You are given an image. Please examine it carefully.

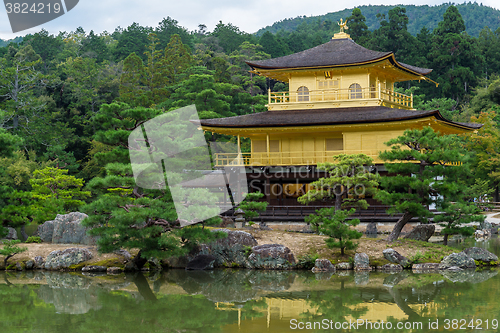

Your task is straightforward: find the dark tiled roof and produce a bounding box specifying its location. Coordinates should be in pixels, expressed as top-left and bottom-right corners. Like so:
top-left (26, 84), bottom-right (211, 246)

top-left (246, 38), bottom-right (432, 76)
top-left (200, 107), bottom-right (482, 130)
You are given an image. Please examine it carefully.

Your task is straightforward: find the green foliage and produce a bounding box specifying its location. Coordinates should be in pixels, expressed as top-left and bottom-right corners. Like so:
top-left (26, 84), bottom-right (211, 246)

top-left (435, 201), bottom-right (482, 245)
top-left (238, 192), bottom-right (268, 222)
top-left (376, 127), bottom-right (471, 241)
top-left (82, 102), bottom-right (223, 268)
top-left (306, 208), bottom-right (362, 255)
top-left (30, 167), bottom-right (90, 216)
top-left (298, 154), bottom-right (379, 211)
top-left (0, 240), bottom-right (27, 266)
top-left (295, 253), bottom-right (320, 269)
top-left (25, 236), bottom-right (42, 243)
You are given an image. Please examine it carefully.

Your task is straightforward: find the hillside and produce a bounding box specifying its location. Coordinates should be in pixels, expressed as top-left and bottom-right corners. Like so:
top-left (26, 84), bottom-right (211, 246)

top-left (256, 2), bottom-right (500, 37)
top-left (0, 36), bottom-right (23, 47)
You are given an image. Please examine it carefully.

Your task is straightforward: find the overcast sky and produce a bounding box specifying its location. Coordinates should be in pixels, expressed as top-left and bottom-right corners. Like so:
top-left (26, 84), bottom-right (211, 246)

top-left (1, 0), bottom-right (500, 40)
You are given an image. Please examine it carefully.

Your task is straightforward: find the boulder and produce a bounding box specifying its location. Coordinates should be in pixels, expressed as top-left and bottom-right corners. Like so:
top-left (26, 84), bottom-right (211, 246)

top-left (354, 253), bottom-right (371, 271)
top-left (186, 255), bottom-right (217, 270)
top-left (107, 267), bottom-right (123, 274)
top-left (82, 265), bottom-right (107, 273)
top-left (462, 247), bottom-right (498, 263)
top-left (311, 259), bottom-right (336, 273)
top-left (365, 223), bottom-right (377, 235)
top-left (479, 220), bottom-right (493, 230)
top-left (335, 262), bottom-right (353, 270)
top-left (36, 212), bottom-right (98, 245)
top-left (34, 256), bottom-right (45, 269)
top-left (1, 227), bottom-right (18, 240)
top-left (25, 260), bottom-right (35, 270)
top-left (404, 224), bottom-right (435, 242)
top-left (378, 264), bottom-right (403, 272)
top-left (383, 248), bottom-right (410, 267)
top-left (439, 252), bottom-right (476, 269)
top-left (248, 244), bottom-right (295, 270)
top-left (198, 229), bottom-right (258, 268)
top-left (44, 248), bottom-right (93, 270)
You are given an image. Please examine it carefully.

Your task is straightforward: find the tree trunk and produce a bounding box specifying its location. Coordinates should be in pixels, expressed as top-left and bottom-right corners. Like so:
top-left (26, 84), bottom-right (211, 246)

top-left (132, 250), bottom-right (148, 270)
top-left (386, 211), bottom-right (413, 242)
top-left (20, 225), bottom-right (28, 241)
top-left (335, 194), bottom-right (342, 211)
top-left (443, 233), bottom-right (449, 246)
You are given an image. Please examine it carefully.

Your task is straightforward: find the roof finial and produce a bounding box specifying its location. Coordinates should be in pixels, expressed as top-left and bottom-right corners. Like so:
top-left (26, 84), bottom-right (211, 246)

top-left (338, 18), bottom-right (349, 33)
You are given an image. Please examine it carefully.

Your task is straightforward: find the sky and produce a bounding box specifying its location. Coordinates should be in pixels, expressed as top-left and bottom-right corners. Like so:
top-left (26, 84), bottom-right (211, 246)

top-left (1, 0), bottom-right (500, 40)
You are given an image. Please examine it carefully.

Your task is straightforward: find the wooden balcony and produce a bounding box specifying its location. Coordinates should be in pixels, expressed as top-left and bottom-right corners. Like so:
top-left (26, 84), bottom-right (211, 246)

top-left (268, 86), bottom-right (413, 111)
top-left (213, 151), bottom-right (461, 167)
top-left (214, 150), bottom-right (382, 167)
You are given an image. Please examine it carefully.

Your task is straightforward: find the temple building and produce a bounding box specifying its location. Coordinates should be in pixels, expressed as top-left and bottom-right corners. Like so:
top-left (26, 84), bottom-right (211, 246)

top-left (199, 27), bottom-right (481, 221)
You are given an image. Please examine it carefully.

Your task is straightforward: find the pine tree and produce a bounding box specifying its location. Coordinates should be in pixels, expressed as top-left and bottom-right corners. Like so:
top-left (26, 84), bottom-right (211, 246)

top-left (346, 8), bottom-right (370, 45)
top-left (306, 208), bottom-right (362, 255)
top-left (375, 127), bottom-right (470, 242)
top-left (82, 103), bottom-right (223, 269)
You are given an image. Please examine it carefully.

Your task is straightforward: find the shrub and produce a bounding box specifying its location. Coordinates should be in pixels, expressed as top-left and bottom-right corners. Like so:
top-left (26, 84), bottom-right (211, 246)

top-left (25, 236), bottom-right (42, 243)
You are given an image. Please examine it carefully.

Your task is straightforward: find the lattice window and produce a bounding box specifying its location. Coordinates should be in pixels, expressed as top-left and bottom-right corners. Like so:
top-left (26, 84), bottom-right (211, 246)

top-left (349, 83), bottom-right (362, 99)
top-left (297, 86), bottom-right (309, 101)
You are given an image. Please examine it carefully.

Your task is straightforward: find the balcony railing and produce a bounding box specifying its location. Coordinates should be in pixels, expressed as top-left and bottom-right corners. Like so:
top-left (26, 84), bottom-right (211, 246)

top-left (268, 86), bottom-right (413, 109)
top-left (214, 151), bottom-right (462, 167)
top-left (214, 150), bottom-right (382, 167)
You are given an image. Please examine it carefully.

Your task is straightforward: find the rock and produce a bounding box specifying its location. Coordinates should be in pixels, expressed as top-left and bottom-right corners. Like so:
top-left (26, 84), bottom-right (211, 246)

top-left (248, 244), bottom-right (295, 270)
top-left (335, 262), bottom-right (353, 270)
top-left (404, 224), bottom-right (435, 242)
top-left (462, 247), bottom-right (498, 263)
top-left (186, 255), bottom-right (217, 270)
top-left (439, 252), bottom-right (476, 269)
top-left (220, 216), bottom-right (234, 228)
top-left (1, 227), bottom-right (18, 240)
top-left (311, 259), bottom-right (336, 273)
top-left (107, 267), bottom-right (123, 274)
top-left (82, 265), bottom-right (107, 273)
top-left (447, 266), bottom-right (463, 271)
top-left (197, 229), bottom-right (258, 268)
top-left (36, 212), bottom-right (99, 245)
top-left (475, 229), bottom-right (489, 238)
top-left (383, 248), bottom-right (410, 267)
top-left (34, 256), bottom-right (44, 269)
top-left (412, 263), bottom-right (440, 272)
top-left (25, 260), bottom-right (34, 270)
top-left (378, 264), bottom-right (403, 272)
top-left (113, 249), bottom-right (131, 260)
top-left (365, 223), bottom-right (377, 235)
top-left (259, 223), bottom-right (273, 231)
top-left (354, 253), bottom-right (371, 271)
top-left (480, 220), bottom-right (493, 230)
top-left (44, 248), bottom-right (93, 270)
top-left (16, 262), bottom-right (23, 271)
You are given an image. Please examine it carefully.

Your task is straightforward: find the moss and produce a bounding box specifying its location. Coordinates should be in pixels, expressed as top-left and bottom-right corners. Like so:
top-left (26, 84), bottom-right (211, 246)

top-left (475, 259), bottom-right (499, 267)
top-left (370, 258), bottom-right (390, 267)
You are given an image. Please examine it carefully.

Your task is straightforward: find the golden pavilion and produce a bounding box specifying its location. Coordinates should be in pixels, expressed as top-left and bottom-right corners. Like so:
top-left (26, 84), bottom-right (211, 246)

top-left (199, 27), bottom-right (481, 218)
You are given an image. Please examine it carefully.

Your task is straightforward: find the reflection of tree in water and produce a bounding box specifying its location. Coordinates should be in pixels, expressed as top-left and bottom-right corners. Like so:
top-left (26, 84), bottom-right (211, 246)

top-left (303, 277), bottom-right (369, 324)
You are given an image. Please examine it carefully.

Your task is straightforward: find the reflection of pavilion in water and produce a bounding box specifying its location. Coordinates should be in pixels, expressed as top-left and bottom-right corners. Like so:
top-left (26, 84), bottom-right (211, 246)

top-left (217, 296), bottom-right (440, 332)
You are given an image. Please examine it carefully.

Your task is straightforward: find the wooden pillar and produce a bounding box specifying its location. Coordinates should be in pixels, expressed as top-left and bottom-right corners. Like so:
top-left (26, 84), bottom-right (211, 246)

top-left (266, 133), bottom-right (270, 164)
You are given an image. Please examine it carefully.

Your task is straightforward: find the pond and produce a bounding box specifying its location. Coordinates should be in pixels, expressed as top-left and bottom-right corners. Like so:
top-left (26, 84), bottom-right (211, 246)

top-left (1, 238), bottom-right (500, 333)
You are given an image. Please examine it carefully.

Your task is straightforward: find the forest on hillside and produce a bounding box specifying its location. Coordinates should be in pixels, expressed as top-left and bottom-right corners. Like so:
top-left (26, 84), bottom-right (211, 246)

top-left (256, 2), bottom-right (500, 37)
top-left (1, 5), bottom-right (500, 244)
